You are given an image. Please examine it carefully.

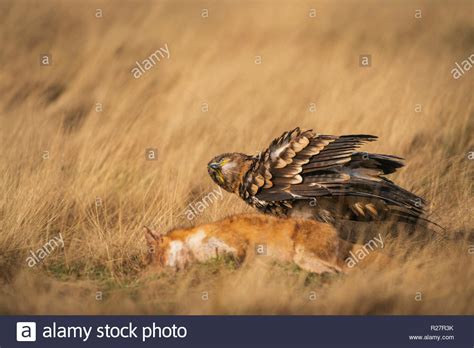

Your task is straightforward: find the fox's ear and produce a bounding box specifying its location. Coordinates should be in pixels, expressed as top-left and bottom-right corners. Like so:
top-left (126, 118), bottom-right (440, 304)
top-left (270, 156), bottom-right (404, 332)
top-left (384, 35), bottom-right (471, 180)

top-left (143, 226), bottom-right (162, 244)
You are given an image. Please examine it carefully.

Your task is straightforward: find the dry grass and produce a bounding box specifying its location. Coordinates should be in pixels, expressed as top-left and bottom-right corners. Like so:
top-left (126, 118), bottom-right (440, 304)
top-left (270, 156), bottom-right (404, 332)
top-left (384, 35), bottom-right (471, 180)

top-left (0, 0), bottom-right (473, 314)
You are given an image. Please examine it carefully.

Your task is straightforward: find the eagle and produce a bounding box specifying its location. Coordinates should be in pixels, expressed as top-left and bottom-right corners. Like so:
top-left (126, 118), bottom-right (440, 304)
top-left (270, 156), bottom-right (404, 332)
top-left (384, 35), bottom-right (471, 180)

top-left (207, 127), bottom-right (436, 228)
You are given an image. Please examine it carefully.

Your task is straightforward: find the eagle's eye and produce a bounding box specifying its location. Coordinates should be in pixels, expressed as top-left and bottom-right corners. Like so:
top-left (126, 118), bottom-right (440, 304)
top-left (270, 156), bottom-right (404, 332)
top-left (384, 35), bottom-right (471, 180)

top-left (208, 162), bottom-right (221, 171)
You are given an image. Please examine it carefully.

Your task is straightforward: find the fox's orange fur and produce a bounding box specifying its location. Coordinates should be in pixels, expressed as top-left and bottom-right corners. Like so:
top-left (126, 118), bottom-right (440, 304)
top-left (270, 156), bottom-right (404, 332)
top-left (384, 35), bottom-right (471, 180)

top-left (144, 214), bottom-right (388, 274)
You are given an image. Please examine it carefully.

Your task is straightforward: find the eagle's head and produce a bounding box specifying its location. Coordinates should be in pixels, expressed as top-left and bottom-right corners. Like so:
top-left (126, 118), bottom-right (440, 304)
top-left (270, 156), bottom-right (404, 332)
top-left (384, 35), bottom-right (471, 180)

top-left (207, 153), bottom-right (253, 193)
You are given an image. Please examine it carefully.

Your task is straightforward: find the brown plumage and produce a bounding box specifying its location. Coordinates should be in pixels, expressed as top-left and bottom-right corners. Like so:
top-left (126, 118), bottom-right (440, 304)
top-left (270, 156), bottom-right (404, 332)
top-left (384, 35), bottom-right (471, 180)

top-left (208, 127), bottom-right (437, 228)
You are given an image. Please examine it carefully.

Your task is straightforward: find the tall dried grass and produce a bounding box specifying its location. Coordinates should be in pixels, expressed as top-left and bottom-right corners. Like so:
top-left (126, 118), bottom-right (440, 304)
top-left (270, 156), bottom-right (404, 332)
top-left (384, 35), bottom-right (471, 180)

top-left (0, 0), bottom-right (472, 314)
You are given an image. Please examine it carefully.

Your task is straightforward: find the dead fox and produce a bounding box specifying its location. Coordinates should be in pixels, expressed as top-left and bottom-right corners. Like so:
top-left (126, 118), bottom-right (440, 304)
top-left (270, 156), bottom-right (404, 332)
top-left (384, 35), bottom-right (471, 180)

top-left (144, 214), bottom-right (363, 274)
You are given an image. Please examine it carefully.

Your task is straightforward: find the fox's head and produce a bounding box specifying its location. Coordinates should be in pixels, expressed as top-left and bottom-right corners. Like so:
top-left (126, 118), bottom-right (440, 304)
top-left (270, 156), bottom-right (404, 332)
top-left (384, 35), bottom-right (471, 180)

top-left (143, 226), bottom-right (166, 266)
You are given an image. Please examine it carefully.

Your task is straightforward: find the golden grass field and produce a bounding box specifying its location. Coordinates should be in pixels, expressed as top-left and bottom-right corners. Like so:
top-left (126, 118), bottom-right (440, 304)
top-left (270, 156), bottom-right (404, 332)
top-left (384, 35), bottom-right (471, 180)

top-left (0, 0), bottom-right (473, 314)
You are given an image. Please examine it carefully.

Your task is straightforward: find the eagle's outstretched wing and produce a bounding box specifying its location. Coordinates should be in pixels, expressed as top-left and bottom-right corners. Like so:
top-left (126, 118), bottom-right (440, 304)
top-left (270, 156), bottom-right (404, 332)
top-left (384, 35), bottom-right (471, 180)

top-left (241, 127), bottom-right (426, 222)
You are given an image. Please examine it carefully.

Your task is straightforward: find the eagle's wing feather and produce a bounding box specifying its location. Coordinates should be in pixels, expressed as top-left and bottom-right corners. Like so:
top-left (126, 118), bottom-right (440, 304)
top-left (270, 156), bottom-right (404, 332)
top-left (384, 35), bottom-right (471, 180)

top-left (243, 127), bottom-right (320, 197)
top-left (243, 127), bottom-right (425, 219)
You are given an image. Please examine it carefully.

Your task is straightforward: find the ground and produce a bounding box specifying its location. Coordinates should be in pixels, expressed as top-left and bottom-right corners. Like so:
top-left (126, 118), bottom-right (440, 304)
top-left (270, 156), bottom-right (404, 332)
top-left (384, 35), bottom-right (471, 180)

top-left (0, 0), bottom-right (473, 314)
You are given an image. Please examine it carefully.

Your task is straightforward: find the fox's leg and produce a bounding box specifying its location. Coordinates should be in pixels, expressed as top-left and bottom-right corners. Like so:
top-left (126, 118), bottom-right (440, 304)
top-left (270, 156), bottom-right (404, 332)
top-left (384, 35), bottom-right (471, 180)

top-left (293, 245), bottom-right (342, 274)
